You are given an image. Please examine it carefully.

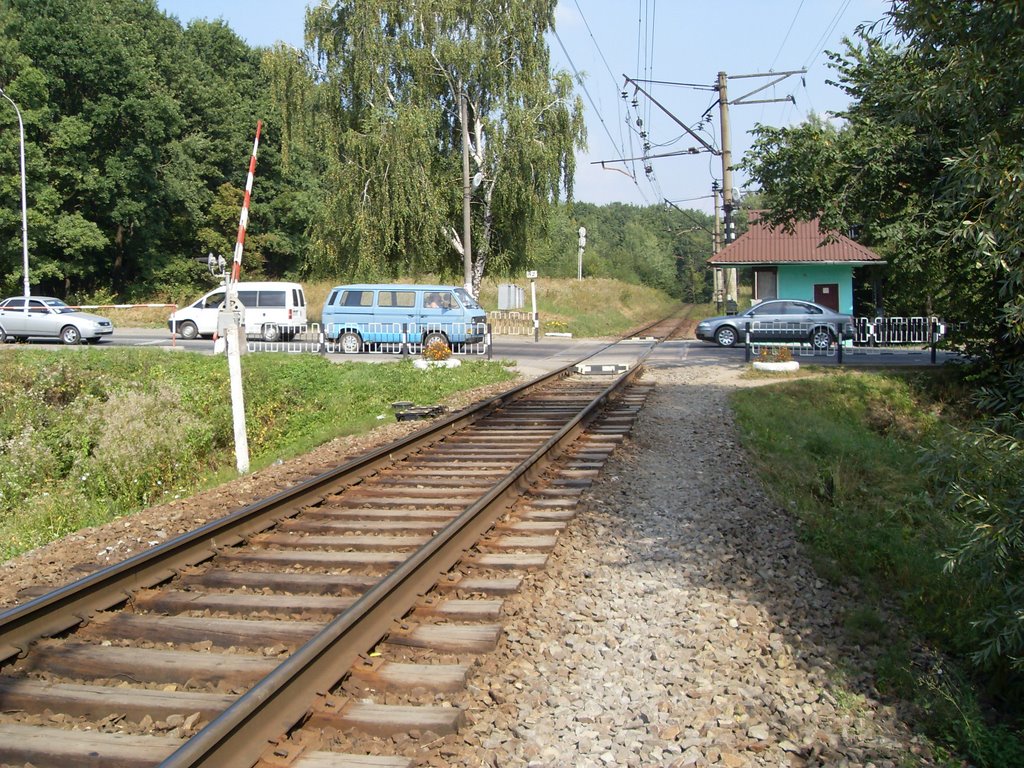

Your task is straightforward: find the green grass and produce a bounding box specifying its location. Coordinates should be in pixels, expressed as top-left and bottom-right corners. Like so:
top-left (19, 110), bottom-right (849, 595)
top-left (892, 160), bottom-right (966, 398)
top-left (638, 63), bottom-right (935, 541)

top-left (731, 369), bottom-right (1024, 767)
top-left (0, 348), bottom-right (515, 561)
top-left (478, 277), bottom-right (681, 337)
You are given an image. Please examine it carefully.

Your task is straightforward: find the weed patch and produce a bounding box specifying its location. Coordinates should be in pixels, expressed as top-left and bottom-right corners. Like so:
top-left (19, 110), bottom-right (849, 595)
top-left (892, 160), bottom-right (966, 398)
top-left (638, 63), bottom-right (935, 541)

top-left (0, 349), bottom-right (514, 561)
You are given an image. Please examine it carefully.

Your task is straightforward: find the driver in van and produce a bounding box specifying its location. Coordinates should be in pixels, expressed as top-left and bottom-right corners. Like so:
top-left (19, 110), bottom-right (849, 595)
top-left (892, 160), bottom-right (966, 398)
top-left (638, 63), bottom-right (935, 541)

top-left (425, 292), bottom-right (442, 308)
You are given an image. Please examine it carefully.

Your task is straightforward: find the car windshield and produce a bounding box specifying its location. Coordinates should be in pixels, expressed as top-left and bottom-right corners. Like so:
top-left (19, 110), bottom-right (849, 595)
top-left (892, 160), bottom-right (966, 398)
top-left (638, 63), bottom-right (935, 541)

top-left (455, 288), bottom-right (481, 309)
top-left (43, 299), bottom-right (76, 314)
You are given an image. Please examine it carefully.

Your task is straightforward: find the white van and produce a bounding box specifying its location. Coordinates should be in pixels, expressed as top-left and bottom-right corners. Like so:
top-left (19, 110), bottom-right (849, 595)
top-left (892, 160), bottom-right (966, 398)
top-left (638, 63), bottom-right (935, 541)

top-left (168, 281), bottom-right (307, 341)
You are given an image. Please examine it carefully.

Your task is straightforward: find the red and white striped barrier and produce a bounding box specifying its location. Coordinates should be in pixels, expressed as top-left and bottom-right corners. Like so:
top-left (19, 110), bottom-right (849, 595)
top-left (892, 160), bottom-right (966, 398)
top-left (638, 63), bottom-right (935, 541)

top-left (231, 120), bottom-right (262, 284)
top-left (71, 303), bottom-right (177, 310)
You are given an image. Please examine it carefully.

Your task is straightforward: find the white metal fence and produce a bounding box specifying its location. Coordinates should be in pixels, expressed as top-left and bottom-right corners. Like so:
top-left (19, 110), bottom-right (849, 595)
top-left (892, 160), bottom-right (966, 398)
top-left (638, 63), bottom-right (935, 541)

top-left (243, 322), bottom-right (491, 356)
top-left (851, 316), bottom-right (944, 346)
top-left (488, 310), bottom-right (534, 336)
top-left (744, 315), bottom-right (948, 361)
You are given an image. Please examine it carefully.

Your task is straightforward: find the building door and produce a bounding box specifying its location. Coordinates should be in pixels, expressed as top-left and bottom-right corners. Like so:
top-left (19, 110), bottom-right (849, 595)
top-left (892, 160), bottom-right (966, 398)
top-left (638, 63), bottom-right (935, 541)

top-left (814, 283), bottom-right (839, 311)
top-left (753, 268), bottom-right (778, 301)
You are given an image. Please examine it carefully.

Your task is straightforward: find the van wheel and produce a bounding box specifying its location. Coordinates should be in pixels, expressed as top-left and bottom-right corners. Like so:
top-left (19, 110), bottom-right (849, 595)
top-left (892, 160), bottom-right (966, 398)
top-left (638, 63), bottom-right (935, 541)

top-left (423, 331), bottom-right (448, 349)
top-left (339, 331), bottom-right (362, 354)
top-left (177, 321), bottom-right (199, 340)
top-left (261, 324), bottom-right (281, 342)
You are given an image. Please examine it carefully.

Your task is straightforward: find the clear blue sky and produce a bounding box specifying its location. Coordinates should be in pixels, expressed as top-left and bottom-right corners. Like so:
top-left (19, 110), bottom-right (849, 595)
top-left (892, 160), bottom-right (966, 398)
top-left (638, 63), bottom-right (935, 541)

top-left (156, 1), bottom-right (889, 214)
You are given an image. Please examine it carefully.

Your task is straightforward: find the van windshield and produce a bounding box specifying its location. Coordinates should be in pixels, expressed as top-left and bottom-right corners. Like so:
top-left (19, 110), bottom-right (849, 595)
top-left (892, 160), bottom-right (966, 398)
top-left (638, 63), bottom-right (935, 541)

top-left (455, 288), bottom-right (481, 309)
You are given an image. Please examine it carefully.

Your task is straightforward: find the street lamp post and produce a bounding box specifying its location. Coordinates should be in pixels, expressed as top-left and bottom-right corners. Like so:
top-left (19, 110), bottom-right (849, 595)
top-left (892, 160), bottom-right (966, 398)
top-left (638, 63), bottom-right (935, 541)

top-left (0, 87), bottom-right (30, 300)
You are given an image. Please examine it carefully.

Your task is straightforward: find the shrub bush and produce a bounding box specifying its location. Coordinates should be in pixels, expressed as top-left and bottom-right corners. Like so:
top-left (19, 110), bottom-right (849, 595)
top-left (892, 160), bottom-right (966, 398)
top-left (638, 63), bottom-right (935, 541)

top-left (422, 338), bottom-right (452, 361)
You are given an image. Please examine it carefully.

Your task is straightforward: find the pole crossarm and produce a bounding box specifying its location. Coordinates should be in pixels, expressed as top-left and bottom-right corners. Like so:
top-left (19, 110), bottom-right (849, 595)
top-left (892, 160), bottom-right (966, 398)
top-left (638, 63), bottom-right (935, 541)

top-left (725, 69), bottom-right (807, 105)
top-left (591, 148), bottom-right (702, 165)
top-left (664, 199), bottom-right (715, 236)
top-left (622, 75), bottom-right (720, 156)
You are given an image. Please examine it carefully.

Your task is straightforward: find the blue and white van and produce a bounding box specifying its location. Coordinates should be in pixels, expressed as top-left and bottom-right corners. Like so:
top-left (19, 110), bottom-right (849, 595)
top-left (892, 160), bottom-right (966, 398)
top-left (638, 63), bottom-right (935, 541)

top-left (321, 284), bottom-right (486, 354)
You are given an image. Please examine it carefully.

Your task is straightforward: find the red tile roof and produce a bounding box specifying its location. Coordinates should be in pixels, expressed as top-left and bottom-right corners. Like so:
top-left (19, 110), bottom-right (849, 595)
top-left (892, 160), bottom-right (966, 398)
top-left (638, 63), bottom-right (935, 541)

top-left (708, 217), bottom-right (884, 266)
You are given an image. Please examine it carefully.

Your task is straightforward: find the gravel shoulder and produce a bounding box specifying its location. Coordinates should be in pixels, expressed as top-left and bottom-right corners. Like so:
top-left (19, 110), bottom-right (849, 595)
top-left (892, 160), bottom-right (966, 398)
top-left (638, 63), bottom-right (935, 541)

top-left (452, 361), bottom-right (935, 767)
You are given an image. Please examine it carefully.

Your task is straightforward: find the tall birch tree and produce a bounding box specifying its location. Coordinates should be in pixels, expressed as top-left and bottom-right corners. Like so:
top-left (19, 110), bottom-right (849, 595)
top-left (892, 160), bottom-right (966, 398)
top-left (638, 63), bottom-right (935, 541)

top-left (303, 0), bottom-right (585, 291)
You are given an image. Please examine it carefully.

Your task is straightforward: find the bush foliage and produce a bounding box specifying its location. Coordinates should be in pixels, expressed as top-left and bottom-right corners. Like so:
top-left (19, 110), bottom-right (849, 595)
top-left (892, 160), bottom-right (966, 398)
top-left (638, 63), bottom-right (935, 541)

top-left (732, 369), bottom-right (1024, 765)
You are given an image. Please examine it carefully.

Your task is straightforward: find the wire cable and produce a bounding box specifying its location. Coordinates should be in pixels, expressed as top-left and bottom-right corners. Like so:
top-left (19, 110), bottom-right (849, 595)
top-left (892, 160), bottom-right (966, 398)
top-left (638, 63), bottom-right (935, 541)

top-left (803, 0), bottom-right (853, 70)
top-left (770, 0), bottom-right (806, 72)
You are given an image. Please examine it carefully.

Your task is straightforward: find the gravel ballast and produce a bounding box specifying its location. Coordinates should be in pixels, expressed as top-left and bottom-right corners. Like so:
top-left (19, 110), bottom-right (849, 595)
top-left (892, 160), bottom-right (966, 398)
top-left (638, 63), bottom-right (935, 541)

top-left (0, 360), bottom-right (935, 766)
top-left (449, 361), bottom-right (934, 767)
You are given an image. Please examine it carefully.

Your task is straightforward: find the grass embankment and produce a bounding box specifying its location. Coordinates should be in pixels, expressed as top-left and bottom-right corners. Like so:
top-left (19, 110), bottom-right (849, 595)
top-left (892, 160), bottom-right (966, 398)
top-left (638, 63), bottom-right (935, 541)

top-left (731, 370), bottom-right (1023, 767)
top-left (0, 348), bottom-right (515, 562)
top-left (105, 277), bottom-right (687, 338)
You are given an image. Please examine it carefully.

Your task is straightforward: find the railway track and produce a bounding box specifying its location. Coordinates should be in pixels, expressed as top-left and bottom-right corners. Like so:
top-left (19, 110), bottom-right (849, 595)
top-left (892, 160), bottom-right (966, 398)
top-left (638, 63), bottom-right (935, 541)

top-left (0, 319), bottom-right (684, 768)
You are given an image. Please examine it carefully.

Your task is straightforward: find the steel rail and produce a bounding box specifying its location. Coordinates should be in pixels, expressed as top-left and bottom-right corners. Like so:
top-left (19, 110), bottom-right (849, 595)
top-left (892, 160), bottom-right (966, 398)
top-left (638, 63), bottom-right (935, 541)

top-left (0, 323), bottom-right (653, 661)
top-left (159, 363), bottom-right (645, 768)
top-left (0, 318), bottom-right (674, 767)
top-left (0, 364), bottom-right (552, 663)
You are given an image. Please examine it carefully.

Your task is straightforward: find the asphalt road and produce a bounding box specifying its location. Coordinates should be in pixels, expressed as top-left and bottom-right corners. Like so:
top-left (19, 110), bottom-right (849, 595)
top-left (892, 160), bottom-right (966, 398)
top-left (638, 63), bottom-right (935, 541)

top-left (7, 328), bottom-right (962, 378)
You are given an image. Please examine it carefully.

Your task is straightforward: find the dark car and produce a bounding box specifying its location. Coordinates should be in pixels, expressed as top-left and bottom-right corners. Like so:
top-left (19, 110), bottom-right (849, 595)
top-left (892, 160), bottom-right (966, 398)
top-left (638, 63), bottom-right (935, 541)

top-left (695, 299), bottom-right (855, 350)
top-left (0, 296), bottom-right (114, 345)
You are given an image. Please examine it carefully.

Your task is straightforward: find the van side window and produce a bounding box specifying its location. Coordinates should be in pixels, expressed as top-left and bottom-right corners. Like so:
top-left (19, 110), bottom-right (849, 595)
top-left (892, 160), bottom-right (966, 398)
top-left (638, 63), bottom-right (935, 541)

top-left (203, 291), bottom-right (226, 309)
top-left (424, 291), bottom-right (453, 309)
top-left (341, 290), bottom-right (373, 307)
top-left (237, 290), bottom-right (258, 307)
top-left (379, 291), bottom-right (415, 308)
top-left (327, 290), bottom-right (338, 307)
top-left (258, 291), bottom-right (286, 308)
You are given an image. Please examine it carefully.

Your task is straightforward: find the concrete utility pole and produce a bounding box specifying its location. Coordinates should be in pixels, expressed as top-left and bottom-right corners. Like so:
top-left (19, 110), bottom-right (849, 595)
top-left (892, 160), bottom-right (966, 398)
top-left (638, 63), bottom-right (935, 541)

top-left (717, 72), bottom-right (739, 304)
top-left (460, 91), bottom-right (473, 292)
top-left (577, 226), bottom-right (586, 281)
top-left (716, 69), bottom-right (805, 303)
top-left (712, 180), bottom-right (723, 311)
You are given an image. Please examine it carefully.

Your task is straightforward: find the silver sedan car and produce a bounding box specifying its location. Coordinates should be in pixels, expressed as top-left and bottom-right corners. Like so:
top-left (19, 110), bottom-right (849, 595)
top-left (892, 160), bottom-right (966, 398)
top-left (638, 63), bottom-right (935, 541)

top-left (0, 296), bottom-right (114, 344)
top-left (695, 299), bottom-right (855, 350)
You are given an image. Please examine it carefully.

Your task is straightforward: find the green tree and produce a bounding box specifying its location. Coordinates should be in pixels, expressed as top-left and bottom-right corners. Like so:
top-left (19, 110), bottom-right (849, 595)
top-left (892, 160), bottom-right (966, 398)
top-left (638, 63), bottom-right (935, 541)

top-left (301, 0), bottom-right (585, 291)
top-left (741, 0), bottom-right (1024, 696)
top-left (0, 1), bottom-right (314, 299)
top-left (740, 1), bottom-right (1024, 361)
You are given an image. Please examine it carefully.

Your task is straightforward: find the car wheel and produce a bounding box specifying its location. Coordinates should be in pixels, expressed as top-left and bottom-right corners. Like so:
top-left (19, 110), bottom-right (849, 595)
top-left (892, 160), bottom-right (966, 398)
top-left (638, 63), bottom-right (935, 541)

top-left (177, 321), bottom-right (199, 340)
top-left (61, 325), bottom-right (82, 345)
top-left (339, 331), bottom-right (362, 354)
top-left (714, 326), bottom-right (737, 347)
top-left (0, 327), bottom-right (6, 344)
top-left (261, 324), bottom-right (281, 342)
top-left (810, 327), bottom-right (834, 350)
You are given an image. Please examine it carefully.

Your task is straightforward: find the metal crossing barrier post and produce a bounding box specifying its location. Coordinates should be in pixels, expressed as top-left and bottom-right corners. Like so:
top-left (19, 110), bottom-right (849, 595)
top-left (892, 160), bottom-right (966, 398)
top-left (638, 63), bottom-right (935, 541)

top-left (744, 323), bottom-right (751, 363)
top-left (837, 329), bottom-right (844, 364)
